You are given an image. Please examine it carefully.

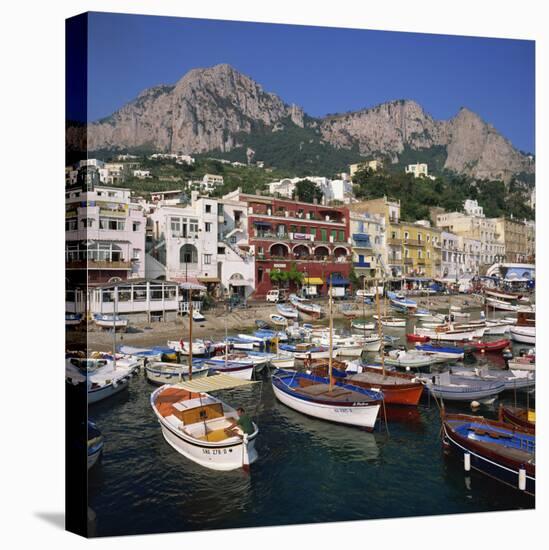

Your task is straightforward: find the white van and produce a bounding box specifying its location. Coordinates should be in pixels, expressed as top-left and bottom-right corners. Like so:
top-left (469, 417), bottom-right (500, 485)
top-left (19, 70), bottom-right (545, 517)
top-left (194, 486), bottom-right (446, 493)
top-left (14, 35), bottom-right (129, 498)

top-left (266, 289), bottom-right (287, 303)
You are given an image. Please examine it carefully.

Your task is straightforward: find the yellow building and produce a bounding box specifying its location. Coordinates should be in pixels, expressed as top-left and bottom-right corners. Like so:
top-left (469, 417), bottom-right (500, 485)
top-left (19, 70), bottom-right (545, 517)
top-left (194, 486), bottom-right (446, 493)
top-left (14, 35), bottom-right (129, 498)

top-left (350, 197), bottom-right (442, 278)
top-left (492, 217), bottom-right (532, 263)
top-left (349, 160), bottom-right (383, 177)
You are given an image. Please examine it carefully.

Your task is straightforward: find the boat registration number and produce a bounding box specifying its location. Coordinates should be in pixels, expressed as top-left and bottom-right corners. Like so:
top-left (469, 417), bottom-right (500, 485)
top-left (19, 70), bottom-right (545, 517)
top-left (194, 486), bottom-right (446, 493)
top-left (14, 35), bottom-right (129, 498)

top-left (334, 408), bottom-right (353, 414)
top-left (202, 448), bottom-right (232, 455)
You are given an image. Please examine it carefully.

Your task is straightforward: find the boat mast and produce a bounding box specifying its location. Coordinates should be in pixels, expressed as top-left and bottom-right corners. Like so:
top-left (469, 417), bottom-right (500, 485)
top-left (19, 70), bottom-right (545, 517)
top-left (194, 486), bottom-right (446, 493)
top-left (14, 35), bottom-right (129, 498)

top-left (188, 294), bottom-right (193, 381)
top-left (113, 284), bottom-right (118, 369)
top-left (225, 298), bottom-right (228, 369)
top-left (328, 279), bottom-right (334, 392)
top-left (362, 275), bottom-right (366, 326)
top-left (376, 277), bottom-right (386, 377)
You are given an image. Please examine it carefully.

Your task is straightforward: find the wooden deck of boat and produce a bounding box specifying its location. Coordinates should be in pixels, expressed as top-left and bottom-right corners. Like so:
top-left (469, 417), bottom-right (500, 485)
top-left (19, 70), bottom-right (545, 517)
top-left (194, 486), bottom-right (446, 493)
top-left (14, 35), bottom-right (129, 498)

top-left (475, 439), bottom-right (535, 464)
top-left (349, 372), bottom-right (413, 386)
top-left (294, 381), bottom-right (373, 402)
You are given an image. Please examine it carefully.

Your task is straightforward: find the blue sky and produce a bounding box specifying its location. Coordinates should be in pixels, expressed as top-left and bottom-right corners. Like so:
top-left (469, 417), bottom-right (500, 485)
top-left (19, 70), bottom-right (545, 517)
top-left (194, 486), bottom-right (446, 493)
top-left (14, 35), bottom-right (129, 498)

top-left (83, 12), bottom-right (535, 153)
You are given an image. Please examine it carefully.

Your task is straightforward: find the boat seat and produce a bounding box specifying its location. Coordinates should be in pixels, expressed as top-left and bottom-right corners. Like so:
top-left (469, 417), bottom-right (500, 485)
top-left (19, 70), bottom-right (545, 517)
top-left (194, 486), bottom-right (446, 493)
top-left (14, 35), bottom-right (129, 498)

top-left (198, 428), bottom-right (232, 442)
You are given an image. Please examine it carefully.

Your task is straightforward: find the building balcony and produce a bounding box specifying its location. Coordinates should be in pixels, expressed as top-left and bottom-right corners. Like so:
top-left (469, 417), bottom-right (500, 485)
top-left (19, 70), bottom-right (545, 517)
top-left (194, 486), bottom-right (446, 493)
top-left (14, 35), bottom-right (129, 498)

top-left (66, 259), bottom-right (132, 270)
top-left (354, 261), bottom-right (371, 268)
top-left (417, 259), bottom-right (426, 265)
top-left (404, 258), bottom-right (413, 265)
top-left (388, 238), bottom-right (402, 246)
top-left (403, 240), bottom-right (424, 247)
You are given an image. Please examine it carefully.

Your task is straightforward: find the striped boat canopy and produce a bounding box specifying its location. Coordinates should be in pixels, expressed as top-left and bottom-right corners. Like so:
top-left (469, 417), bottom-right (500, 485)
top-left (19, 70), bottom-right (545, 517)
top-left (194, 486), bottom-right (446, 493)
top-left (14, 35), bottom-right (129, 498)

top-left (174, 373), bottom-right (257, 392)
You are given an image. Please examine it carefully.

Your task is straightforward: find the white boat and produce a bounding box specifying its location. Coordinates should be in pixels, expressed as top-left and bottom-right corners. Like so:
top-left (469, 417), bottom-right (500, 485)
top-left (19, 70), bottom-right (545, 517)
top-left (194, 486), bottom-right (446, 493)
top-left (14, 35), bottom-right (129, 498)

top-left (167, 339), bottom-right (212, 356)
top-left (484, 320), bottom-right (514, 335)
top-left (415, 325), bottom-right (484, 341)
top-left (87, 421), bottom-right (104, 470)
top-left (192, 310), bottom-right (206, 322)
top-left (485, 297), bottom-right (519, 312)
top-left (414, 343), bottom-right (465, 360)
top-left (93, 313), bottom-right (128, 330)
top-left (66, 312), bottom-right (83, 326)
top-left (449, 366), bottom-right (535, 391)
top-left (485, 288), bottom-right (521, 301)
top-left (418, 371), bottom-right (506, 401)
top-left (150, 375), bottom-right (259, 471)
top-left (226, 337), bottom-right (255, 350)
top-left (380, 349), bottom-right (440, 369)
top-left (289, 294), bottom-right (323, 318)
top-left (359, 335), bottom-right (383, 352)
top-left (351, 319), bottom-right (376, 331)
top-left (271, 370), bottom-right (382, 429)
top-left (145, 361), bottom-right (210, 385)
top-left (66, 357), bottom-right (140, 404)
top-left (279, 343), bottom-right (333, 360)
top-left (420, 313), bottom-right (446, 323)
top-left (200, 359), bottom-right (255, 380)
top-left (373, 315), bottom-right (407, 328)
top-left (510, 326), bottom-right (535, 345)
top-left (269, 313), bottom-right (288, 327)
top-left (276, 303), bottom-right (299, 319)
top-left (269, 353), bottom-right (296, 369)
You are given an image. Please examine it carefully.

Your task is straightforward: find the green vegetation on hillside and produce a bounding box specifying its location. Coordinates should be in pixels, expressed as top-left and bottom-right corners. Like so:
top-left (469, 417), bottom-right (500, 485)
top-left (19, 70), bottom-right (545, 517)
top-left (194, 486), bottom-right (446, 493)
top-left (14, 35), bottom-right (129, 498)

top-left (205, 117), bottom-right (364, 176)
top-left (352, 167), bottom-right (534, 221)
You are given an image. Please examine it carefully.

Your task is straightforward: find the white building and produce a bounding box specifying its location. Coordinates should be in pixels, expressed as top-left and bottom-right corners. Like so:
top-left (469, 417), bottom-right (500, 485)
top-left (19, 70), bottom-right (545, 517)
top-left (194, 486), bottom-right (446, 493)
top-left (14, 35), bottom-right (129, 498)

top-left (149, 153), bottom-right (195, 165)
top-left (201, 174), bottom-right (224, 192)
top-left (145, 192), bottom-right (254, 298)
top-left (463, 199), bottom-right (484, 217)
top-left (133, 169), bottom-right (151, 179)
top-left (405, 163), bottom-right (434, 179)
top-left (65, 165), bottom-right (146, 286)
top-left (350, 211), bottom-right (386, 280)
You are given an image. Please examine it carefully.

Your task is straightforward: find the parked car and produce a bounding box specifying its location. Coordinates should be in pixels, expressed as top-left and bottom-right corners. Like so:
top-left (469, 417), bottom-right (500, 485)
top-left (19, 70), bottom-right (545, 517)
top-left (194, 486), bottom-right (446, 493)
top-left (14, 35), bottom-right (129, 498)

top-left (266, 289), bottom-right (288, 303)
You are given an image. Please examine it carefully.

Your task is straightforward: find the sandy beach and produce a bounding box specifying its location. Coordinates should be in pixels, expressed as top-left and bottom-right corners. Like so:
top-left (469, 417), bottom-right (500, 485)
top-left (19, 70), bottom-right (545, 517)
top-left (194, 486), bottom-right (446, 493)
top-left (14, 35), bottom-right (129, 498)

top-left (71, 293), bottom-right (486, 352)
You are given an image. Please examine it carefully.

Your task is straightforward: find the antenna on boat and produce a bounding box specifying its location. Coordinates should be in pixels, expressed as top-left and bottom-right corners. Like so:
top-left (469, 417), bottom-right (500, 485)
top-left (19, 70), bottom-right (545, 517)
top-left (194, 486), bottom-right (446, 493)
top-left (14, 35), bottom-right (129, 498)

top-left (188, 294), bottom-right (193, 381)
top-left (376, 277), bottom-right (386, 378)
top-left (328, 278), bottom-right (334, 392)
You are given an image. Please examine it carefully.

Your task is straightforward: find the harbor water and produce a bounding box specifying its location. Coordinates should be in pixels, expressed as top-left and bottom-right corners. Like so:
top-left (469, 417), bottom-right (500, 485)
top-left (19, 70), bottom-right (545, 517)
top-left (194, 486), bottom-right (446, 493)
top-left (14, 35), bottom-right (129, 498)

top-left (87, 312), bottom-right (535, 536)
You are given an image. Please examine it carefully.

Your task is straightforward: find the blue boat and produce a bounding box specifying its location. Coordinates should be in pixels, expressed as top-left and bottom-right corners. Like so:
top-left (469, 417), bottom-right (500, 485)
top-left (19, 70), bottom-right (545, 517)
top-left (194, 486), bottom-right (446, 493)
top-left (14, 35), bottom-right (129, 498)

top-left (442, 412), bottom-right (535, 496)
top-left (415, 343), bottom-right (465, 359)
top-left (271, 370), bottom-right (383, 429)
top-left (386, 291), bottom-right (417, 310)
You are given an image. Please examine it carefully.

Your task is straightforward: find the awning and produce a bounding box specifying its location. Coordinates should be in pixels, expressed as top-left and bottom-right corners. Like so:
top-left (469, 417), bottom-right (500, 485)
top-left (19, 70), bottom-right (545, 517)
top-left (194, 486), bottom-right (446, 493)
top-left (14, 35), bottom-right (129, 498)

top-left (229, 280), bottom-right (251, 287)
top-left (197, 277), bottom-right (221, 283)
top-left (174, 373), bottom-right (258, 392)
top-left (253, 221), bottom-right (272, 228)
top-left (505, 267), bottom-right (534, 280)
top-left (327, 275), bottom-right (350, 286)
top-left (304, 277), bottom-right (324, 285)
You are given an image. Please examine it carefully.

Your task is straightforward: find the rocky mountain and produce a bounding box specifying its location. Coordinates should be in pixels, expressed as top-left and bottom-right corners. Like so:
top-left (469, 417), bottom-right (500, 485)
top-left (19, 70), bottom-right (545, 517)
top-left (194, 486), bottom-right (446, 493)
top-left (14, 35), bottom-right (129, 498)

top-left (81, 64), bottom-right (534, 182)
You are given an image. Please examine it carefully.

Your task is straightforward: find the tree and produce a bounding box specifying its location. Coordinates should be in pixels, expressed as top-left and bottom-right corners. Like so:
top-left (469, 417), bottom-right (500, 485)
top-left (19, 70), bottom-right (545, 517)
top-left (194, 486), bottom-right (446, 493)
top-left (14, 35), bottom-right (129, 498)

top-left (293, 179), bottom-right (323, 204)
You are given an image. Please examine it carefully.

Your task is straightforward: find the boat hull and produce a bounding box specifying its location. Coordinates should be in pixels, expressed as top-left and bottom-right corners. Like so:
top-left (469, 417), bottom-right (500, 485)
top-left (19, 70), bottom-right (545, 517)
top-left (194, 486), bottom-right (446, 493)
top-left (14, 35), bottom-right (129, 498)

top-left (88, 377), bottom-right (130, 404)
top-left (443, 417), bottom-right (535, 496)
top-left (158, 422), bottom-right (258, 471)
top-left (510, 327), bottom-right (535, 344)
top-left (145, 366), bottom-right (210, 385)
top-left (272, 383), bottom-right (380, 430)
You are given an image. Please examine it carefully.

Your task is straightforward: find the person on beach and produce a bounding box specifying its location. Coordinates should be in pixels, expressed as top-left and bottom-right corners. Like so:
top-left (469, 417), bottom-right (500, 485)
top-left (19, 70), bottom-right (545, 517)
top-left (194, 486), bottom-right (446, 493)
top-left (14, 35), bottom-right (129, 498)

top-left (225, 407), bottom-right (254, 437)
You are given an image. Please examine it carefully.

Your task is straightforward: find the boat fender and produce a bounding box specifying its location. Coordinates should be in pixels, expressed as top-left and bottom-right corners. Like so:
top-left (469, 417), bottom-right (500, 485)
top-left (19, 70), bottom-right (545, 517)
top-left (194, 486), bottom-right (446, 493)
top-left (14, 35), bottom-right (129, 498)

top-left (464, 452), bottom-right (471, 472)
top-left (518, 467), bottom-right (526, 491)
top-left (112, 380), bottom-right (118, 388)
top-left (470, 400), bottom-right (480, 410)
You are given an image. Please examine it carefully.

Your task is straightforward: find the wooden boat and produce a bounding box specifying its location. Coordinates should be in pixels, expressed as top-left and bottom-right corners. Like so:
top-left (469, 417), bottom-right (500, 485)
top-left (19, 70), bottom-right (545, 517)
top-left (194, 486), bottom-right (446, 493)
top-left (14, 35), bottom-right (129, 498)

top-left (93, 313), bottom-right (128, 330)
top-left (415, 326), bottom-right (481, 342)
top-left (499, 405), bottom-right (535, 433)
top-left (145, 361), bottom-right (210, 385)
top-left (279, 343), bottom-right (332, 360)
top-left (150, 375), bottom-right (259, 471)
top-left (418, 371), bottom-right (505, 401)
top-left (276, 303), bottom-right (298, 319)
top-left (470, 338), bottom-right (511, 352)
top-left (167, 339), bottom-right (213, 356)
top-left (441, 411), bottom-right (535, 496)
top-left (485, 288), bottom-right (523, 301)
top-left (255, 319), bottom-right (270, 330)
top-left (271, 370), bottom-right (382, 429)
top-left (269, 313), bottom-right (288, 327)
top-left (226, 336), bottom-right (254, 351)
top-left (312, 360), bottom-right (423, 407)
top-left (87, 420), bottom-right (104, 470)
top-left (65, 312), bottom-right (83, 326)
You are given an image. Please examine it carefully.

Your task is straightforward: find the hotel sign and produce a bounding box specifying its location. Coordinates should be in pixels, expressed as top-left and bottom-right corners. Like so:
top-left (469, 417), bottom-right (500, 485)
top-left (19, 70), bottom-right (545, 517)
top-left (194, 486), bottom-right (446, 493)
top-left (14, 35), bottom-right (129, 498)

top-left (274, 263), bottom-right (287, 268)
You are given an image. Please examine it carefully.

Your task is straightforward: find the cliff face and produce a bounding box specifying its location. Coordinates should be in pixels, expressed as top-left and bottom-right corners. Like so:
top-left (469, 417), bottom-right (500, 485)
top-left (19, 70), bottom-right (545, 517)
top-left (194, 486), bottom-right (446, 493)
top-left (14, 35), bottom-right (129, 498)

top-left (83, 64), bottom-right (534, 182)
top-left (88, 64), bottom-right (300, 153)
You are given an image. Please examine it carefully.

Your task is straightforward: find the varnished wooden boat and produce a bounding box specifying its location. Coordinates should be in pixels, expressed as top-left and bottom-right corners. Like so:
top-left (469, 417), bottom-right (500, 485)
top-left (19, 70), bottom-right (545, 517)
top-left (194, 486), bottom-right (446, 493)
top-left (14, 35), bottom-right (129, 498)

top-left (442, 411), bottom-right (535, 496)
top-left (499, 405), bottom-right (535, 433)
top-left (310, 360), bottom-right (424, 406)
